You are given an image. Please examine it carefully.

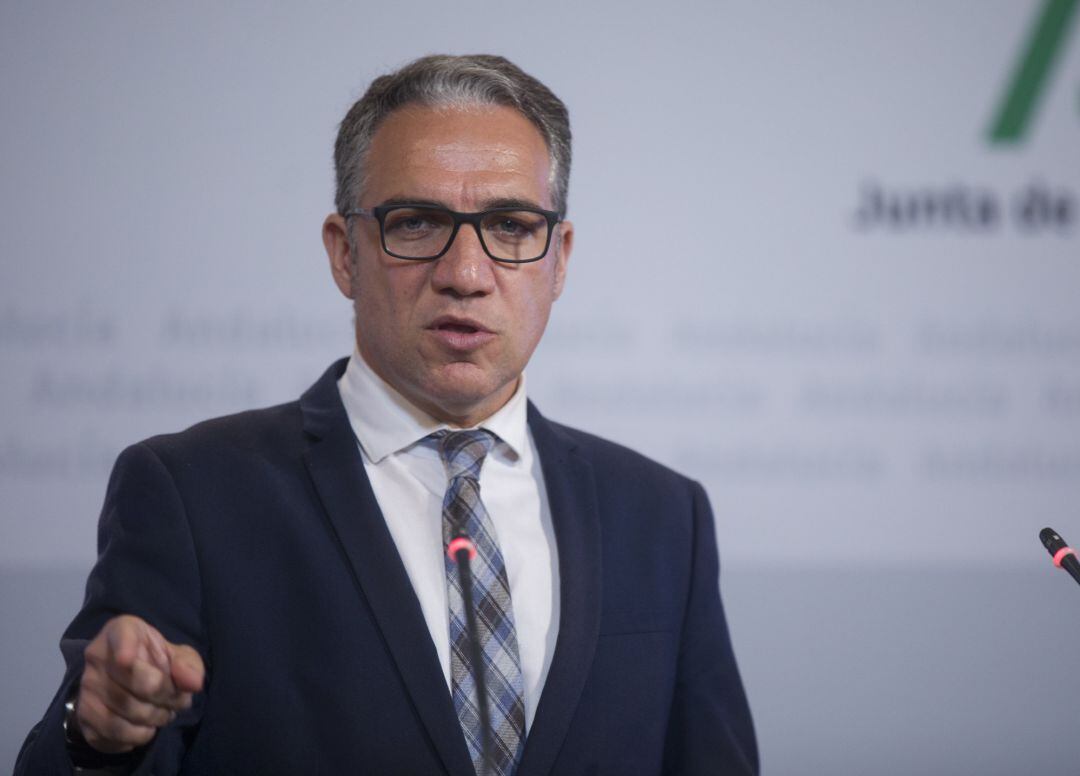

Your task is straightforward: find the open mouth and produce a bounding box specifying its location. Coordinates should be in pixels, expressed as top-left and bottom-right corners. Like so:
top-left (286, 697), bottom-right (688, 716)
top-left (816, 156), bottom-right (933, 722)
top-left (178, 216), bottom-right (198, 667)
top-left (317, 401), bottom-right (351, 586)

top-left (426, 316), bottom-right (495, 350)
top-left (428, 316), bottom-right (491, 335)
top-left (437, 322), bottom-right (480, 334)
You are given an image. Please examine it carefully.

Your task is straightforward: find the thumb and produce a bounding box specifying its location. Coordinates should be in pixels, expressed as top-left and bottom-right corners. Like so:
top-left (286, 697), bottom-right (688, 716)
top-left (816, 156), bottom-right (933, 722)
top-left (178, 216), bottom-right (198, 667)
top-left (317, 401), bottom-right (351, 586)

top-left (168, 644), bottom-right (205, 694)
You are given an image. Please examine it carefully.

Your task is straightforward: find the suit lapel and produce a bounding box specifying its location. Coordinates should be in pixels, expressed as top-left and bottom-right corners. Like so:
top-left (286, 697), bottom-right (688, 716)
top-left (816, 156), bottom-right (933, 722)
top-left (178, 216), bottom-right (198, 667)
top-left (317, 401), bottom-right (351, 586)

top-left (299, 361), bottom-right (474, 776)
top-left (517, 403), bottom-right (603, 776)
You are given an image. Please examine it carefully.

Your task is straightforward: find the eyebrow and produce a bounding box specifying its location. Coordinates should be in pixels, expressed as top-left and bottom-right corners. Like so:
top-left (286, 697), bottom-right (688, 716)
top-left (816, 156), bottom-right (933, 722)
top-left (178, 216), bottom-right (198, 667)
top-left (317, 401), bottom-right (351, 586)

top-left (375, 196), bottom-right (546, 211)
top-left (479, 197), bottom-right (545, 210)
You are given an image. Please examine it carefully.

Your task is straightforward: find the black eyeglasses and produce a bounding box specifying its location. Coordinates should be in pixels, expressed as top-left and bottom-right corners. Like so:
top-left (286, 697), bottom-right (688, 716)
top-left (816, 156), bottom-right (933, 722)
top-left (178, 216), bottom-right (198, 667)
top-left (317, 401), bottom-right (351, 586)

top-left (345, 203), bottom-right (562, 264)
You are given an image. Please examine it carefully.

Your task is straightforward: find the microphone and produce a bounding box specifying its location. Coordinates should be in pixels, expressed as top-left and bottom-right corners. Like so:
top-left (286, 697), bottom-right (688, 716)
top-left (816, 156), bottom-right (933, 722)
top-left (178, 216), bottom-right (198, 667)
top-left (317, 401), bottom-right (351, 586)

top-left (447, 534), bottom-right (494, 775)
top-left (1039, 527), bottom-right (1080, 589)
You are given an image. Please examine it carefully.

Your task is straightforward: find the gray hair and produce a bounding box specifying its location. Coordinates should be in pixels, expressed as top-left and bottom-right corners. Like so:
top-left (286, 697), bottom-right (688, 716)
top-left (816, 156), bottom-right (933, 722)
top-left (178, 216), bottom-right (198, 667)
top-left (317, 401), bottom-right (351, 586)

top-left (333, 54), bottom-right (572, 217)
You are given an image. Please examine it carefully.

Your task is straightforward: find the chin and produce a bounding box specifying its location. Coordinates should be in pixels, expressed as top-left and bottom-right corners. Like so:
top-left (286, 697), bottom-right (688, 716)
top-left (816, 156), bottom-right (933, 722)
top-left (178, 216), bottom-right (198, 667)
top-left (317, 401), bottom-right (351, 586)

top-left (430, 362), bottom-right (494, 391)
top-left (428, 381), bottom-right (497, 411)
top-left (423, 366), bottom-right (514, 419)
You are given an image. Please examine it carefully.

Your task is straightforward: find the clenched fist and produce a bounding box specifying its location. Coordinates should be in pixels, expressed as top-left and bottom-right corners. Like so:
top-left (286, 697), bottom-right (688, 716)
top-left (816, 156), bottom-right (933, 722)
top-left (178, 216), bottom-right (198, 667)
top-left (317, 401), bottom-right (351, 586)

top-left (74, 615), bottom-right (204, 753)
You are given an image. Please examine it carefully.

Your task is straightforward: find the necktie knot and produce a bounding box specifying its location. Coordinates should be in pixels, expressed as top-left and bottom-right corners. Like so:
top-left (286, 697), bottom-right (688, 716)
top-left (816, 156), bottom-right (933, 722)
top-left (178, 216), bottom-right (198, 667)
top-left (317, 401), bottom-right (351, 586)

top-left (434, 429), bottom-right (497, 482)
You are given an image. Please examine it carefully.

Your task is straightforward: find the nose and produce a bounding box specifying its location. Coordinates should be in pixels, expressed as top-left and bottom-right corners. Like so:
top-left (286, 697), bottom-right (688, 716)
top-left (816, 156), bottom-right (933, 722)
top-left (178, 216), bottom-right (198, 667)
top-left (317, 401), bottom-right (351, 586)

top-left (430, 222), bottom-right (497, 297)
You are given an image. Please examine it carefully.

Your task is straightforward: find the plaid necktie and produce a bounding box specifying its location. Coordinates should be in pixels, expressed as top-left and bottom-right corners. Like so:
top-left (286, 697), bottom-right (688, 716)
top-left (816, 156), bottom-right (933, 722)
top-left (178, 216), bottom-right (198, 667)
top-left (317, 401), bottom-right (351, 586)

top-left (434, 429), bottom-right (526, 776)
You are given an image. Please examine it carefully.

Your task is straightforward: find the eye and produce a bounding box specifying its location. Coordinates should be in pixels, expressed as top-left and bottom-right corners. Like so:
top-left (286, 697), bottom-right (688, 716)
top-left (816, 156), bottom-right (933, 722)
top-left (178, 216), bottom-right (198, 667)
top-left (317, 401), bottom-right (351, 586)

top-left (494, 218), bottom-right (528, 236)
top-left (386, 214), bottom-right (431, 232)
top-left (383, 208), bottom-right (449, 238)
top-left (400, 216), bottom-right (427, 230)
top-left (484, 211), bottom-right (545, 242)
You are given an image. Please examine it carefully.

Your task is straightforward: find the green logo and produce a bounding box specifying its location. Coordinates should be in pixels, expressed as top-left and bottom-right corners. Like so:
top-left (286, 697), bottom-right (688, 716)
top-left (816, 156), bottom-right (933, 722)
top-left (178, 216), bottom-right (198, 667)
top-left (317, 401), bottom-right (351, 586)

top-left (988, 0), bottom-right (1079, 143)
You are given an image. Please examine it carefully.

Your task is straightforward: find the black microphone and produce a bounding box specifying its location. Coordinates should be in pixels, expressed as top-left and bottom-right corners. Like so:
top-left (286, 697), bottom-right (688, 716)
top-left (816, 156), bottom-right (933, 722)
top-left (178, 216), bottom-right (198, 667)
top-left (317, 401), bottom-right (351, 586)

top-left (1039, 527), bottom-right (1080, 589)
top-left (446, 534), bottom-right (494, 775)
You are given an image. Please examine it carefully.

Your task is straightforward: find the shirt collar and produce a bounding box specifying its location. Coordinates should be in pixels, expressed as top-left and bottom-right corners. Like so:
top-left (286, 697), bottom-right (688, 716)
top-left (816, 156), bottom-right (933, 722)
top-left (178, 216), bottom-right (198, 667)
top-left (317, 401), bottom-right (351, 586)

top-left (337, 347), bottom-right (529, 464)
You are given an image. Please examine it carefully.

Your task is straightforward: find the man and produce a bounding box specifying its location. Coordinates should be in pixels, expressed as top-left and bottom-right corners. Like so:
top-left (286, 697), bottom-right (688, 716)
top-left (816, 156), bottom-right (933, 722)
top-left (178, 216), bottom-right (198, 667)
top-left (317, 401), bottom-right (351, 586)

top-left (16, 54), bottom-right (757, 775)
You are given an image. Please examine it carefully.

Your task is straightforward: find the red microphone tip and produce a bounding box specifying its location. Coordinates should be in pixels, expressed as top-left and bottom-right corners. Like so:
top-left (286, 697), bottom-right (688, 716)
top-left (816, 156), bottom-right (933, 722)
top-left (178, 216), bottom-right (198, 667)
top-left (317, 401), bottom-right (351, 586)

top-left (447, 535), bottom-right (477, 562)
top-left (1053, 546), bottom-right (1077, 568)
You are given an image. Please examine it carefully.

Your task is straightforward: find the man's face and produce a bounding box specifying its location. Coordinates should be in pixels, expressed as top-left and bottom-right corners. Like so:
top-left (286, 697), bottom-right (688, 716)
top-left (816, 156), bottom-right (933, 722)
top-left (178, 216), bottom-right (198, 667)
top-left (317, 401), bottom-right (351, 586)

top-left (323, 104), bottom-right (573, 426)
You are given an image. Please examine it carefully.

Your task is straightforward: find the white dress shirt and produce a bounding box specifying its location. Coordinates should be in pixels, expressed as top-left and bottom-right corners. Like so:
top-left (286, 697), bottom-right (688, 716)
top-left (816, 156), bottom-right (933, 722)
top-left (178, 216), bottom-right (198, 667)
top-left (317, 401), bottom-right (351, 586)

top-left (337, 350), bottom-right (560, 731)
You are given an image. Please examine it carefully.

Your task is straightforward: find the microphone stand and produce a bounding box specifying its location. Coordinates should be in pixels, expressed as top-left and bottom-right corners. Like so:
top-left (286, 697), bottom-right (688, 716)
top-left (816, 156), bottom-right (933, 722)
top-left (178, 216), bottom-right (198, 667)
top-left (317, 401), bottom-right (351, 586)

top-left (449, 535), bottom-right (495, 776)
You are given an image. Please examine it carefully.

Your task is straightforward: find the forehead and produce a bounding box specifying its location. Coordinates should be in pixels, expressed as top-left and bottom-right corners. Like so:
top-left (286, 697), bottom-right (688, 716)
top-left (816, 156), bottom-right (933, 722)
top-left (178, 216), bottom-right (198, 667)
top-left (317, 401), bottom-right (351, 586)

top-left (363, 103), bottom-right (553, 208)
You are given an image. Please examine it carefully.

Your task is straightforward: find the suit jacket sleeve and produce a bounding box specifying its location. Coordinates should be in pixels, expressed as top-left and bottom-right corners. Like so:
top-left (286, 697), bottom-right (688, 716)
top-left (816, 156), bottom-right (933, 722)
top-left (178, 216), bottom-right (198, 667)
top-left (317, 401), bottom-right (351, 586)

top-left (662, 480), bottom-right (759, 775)
top-left (15, 441), bottom-right (208, 776)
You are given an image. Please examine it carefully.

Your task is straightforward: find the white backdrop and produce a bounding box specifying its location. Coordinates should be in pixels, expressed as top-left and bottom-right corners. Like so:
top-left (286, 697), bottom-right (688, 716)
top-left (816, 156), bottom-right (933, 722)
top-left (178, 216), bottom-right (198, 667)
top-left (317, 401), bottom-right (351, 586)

top-left (3, 2), bottom-right (1079, 773)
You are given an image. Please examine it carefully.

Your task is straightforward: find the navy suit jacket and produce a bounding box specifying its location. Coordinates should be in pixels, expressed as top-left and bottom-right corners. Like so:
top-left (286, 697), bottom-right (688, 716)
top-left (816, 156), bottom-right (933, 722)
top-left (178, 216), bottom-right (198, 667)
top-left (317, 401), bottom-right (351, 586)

top-left (17, 360), bottom-right (757, 775)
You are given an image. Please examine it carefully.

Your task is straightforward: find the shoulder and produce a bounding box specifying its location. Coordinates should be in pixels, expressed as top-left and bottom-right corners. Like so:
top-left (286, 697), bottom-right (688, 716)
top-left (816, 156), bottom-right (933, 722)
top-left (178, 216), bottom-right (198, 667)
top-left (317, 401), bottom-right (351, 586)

top-left (532, 410), bottom-right (707, 518)
top-left (128, 358), bottom-right (346, 470)
top-left (551, 419), bottom-right (692, 481)
top-left (122, 398), bottom-right (306, 475)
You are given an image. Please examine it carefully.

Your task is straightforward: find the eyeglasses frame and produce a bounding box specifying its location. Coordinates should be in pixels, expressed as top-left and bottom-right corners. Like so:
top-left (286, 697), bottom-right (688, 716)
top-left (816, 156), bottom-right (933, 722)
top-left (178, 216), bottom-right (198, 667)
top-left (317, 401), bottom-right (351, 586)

top-left (344, 203), bottom-right (563, 264)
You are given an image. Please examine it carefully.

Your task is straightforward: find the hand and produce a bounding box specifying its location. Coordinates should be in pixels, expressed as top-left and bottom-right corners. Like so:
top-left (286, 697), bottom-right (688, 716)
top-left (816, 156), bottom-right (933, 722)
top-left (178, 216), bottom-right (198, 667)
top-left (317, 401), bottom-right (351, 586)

top-left (74, 615), bottom-right (205, 753)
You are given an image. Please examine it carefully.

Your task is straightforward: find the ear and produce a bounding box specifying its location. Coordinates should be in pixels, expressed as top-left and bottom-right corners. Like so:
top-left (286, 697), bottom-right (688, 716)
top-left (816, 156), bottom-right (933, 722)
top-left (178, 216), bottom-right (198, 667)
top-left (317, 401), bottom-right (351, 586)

top-left (550, 220), bottom-right (573, 300)
top-left (323, 213), bottom-right (356, 299)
